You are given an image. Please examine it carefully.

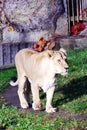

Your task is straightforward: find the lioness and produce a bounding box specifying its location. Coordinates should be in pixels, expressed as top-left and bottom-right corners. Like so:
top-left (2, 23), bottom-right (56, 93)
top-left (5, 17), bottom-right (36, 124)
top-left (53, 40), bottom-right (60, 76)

top-left (10, 48), bottom-right (68, 113)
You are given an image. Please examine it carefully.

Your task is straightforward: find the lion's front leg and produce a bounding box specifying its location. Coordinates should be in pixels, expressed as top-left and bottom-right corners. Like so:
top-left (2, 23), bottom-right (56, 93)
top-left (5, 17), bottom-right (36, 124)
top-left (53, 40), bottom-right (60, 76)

top-left (31, 83), bottom-right (43, 110)
top-left (46, 86), bottom-right (56, 113)
top-left (18, 77), bottom-right (29, 109)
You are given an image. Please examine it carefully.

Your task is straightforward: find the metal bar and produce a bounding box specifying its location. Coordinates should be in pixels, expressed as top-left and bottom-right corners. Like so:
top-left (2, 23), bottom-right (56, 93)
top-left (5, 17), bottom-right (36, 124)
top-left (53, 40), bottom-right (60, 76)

top-left (76, 0), bottom-right (79, 22)
top-left (83, 0), bottom-right (85, 19)
top-left (67, 0), bottom-right (87, 35)
top-left (82, 0), bottom-right (84, 9)
top-left (79, 0), bottom-right (82, 20)
top-left (82, 0), bottom-right (87, 20)
top-left (67, 0), bottom-right (71, 34)
top-left (72, 0), bottom-right (75, 25)
top-left (84, 0), bottom-right (87, 18)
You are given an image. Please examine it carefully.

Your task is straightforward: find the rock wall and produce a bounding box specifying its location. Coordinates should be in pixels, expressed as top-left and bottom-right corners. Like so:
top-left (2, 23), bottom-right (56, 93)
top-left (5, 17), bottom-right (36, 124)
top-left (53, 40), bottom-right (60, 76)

top-left (0, 0), bottom-right (68, 43)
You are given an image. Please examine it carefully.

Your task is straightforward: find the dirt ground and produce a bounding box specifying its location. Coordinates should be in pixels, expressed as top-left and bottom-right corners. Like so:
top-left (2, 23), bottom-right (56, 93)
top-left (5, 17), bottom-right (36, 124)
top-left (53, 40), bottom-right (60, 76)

top-left (1, 84), bottom-right (87, 121)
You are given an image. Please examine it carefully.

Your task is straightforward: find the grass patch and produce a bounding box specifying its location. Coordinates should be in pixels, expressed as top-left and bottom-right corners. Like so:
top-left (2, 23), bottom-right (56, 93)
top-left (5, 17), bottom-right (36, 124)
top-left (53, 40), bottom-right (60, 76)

top-left (0, 67), bottom-right (17, 92)
top-left (54, 49), bottom-right (87, 114)
top-left (0, 49), bottom-right (87, 129)
top-left (0, 107), bottom-right (87, 130)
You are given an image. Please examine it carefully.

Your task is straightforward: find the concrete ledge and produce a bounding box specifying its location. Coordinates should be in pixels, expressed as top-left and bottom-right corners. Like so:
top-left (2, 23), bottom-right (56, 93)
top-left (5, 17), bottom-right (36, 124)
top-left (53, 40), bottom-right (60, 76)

top-left (56, 35), bottom-right (87, 51)
top-left (0, 35), bottom-right (87, 68)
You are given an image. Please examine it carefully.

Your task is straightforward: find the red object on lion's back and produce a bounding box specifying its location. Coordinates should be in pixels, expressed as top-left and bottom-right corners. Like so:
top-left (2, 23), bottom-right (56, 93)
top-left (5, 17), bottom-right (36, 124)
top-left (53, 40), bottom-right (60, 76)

top-left (33, 43), bottom-right (37, 49)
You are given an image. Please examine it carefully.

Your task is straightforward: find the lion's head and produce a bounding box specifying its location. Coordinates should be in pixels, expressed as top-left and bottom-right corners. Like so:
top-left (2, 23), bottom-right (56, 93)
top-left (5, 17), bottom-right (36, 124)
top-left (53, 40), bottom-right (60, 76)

top-left (48, 48), bottom-right (69, 76)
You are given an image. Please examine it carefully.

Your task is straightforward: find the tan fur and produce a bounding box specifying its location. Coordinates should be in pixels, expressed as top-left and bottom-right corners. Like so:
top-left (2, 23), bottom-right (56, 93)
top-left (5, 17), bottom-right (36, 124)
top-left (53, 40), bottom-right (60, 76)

top-left (14, 48), bottom-right (68, 113)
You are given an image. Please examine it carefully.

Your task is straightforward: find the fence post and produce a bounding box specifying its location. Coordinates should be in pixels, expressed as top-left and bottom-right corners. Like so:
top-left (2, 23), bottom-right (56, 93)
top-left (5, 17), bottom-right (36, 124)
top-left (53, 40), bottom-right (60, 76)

top-left (3, 43), bottom-right (11, 66)
top-left (0, 44), bottom-right (3, 67)
top-left (0, 30), bottom-right (3, 43)
top-left (67, 0), bottom-right (71, 34)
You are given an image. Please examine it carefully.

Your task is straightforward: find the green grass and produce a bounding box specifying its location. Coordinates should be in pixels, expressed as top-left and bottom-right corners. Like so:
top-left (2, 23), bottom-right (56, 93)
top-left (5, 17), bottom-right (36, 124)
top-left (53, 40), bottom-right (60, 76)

top-left (0, 49), bottom-right (87, 130)
top-left (0, 67), bottom-right (17, 92)
top-left (54, 49), bottom-right (87, 114)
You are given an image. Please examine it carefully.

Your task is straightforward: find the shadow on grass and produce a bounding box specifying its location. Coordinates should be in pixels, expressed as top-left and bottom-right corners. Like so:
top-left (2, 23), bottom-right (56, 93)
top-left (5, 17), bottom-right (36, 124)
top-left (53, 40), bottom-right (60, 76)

top-left (54, 75), bottom-right (87, 106)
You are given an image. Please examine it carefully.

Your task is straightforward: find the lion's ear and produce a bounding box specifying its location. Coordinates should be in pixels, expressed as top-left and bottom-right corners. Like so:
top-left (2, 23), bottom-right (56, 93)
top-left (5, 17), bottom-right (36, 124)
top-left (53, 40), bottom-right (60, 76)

top-left (59, 48), bottom-right (67, 56)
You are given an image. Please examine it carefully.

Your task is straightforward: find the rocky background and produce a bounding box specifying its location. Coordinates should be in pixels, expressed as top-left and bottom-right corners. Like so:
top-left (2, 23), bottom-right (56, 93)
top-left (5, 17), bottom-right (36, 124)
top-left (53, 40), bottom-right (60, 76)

top-left (0, 0), bottom-right (68, 43)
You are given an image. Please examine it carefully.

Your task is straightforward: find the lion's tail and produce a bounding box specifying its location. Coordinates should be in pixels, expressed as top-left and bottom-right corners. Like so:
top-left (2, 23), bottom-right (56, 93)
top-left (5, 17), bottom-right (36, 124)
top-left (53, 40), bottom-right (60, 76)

top-left (9, 77), bottom-right (18, 86)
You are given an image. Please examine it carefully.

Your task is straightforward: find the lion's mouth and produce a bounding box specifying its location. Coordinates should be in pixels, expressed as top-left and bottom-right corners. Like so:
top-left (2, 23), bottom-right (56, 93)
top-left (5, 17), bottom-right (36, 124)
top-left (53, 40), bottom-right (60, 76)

top-left (61, 71), bottom-right (68, 76)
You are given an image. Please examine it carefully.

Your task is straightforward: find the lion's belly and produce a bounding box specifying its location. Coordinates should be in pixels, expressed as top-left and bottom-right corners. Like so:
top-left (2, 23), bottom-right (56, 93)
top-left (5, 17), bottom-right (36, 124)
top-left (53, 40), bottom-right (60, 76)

top-left (41, 78), bottom-right (56, 92)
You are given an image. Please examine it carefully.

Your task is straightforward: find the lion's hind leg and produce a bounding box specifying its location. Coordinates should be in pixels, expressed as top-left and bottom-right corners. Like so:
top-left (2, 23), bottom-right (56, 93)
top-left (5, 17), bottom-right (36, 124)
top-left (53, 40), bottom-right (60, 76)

top-left (18, 76), bottom-right (29, 109)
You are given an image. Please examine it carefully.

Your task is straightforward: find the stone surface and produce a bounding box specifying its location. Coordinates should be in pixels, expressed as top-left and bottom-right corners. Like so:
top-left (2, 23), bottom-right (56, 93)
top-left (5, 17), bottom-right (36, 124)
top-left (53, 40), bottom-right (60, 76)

top-left (55, 14), bottom-right (68, 35)
top-left (0, 0), bottom-right (68, 43)
top-left (4, 0), bottom-right (64, 31)
top-left (3, 27), bottom-right (53, 43)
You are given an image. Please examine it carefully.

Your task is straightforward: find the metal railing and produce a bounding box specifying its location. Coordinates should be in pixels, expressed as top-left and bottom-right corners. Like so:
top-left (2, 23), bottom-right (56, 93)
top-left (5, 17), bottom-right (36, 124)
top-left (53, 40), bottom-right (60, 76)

top-left (67, 0), bottom-right (87, 33)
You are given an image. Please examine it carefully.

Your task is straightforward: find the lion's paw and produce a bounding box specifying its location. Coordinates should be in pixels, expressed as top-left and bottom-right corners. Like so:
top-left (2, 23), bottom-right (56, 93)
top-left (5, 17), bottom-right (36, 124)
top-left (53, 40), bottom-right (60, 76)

top-left (32, 102), bottom-right (43, 110)
top-left (46, 107), bottom-right (57, 113)
top-left (21, 102), bottom-right (29, 109)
